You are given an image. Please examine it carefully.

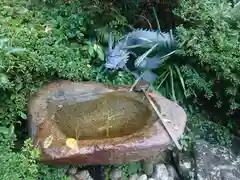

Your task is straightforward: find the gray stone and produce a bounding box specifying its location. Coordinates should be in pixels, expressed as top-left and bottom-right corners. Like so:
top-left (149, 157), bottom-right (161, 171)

top-left (166, 165), bottom-right (180, 180)
top-left (110, 169), bottom-right (122, 180)
top-left (194, 140), bottom-right (240, 180)
top-left (144, 150), bottom-right (172, 165)
top-left (173, 150), bottom-right (195, 180)
top-left (231, 136), bottom-right (240, 156)
top-left (67, 166), bottom-right (78, 175)
top-left (129, 174), bottom-right (139, 180)
top-left (148, 178), bottom-right (155, 180)
top-left (174, 140), bottom-right (240, 180)
top-left (68, 175), bottom-right (77, 180)
top-left (137, 174), bottom-right (148, 180)
top-left (143, 161), bottom-right (154, 176)
top-left (142, 150), bottom-right (172, 177)
top-left (153, 150), bottom-right (172, 164)
top-left (75, 170), bottom-right (93, 180)
top-left (152, 164), bottom-right (173, 180)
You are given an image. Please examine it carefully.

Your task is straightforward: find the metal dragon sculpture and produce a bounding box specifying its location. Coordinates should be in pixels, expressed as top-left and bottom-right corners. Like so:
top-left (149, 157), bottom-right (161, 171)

top-left (104, 28), bottom-right (177, 88)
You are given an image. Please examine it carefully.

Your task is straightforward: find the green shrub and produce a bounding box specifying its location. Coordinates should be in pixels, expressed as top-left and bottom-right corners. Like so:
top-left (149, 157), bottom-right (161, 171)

top-left (0, 0), bottom-right (129, 179)
top-left (0, 1), bottom-right (95, 178)
top-left (0, 128), bottom-right (69, 180)
top-left (0, 1), bottom-right (95, 125)
top-left (181, 105), bottom-right (232, 149)
top-left (154, 58), bottom-right (189, 102)
top-left (174, 0), bottom-right (240, 116)
top-left (0, 0), bottom-right (129, 125)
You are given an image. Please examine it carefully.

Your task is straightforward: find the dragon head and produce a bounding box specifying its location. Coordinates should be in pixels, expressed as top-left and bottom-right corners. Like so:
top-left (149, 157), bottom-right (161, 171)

top-left (105, 31), bottom-right (129, 70)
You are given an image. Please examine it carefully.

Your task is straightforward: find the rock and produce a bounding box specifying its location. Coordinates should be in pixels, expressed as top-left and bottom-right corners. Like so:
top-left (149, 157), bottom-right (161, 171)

top-left (75, 170), bottom-right (93, 180)
top-left (166, 165), bottom-right (180, 180)
top-left (152, 164), bottom-right (173, 180)
top-left (129, 174), bottom-right (139, 180)
top-left (137, 174), bottom-right (147, 180)
top-left (28, 81), bottom-right (187, 165)
top-left (153, 150), bottom-right (172, 164)
top-left (143, 161), bottom-right (154, 176)
top-left (231, 135), bottom-right (240, 156)
top-left (194, 140), bottom-right (240, 180)
top-left (143, 150), bottom-right (172, 165)
top-left (68, 175), bottom-right (77, 180)
top-left (148, 178), bottom-right (155, 180)
top-left (173, 150), bottom-right (195, 180)
top-left (143, 150), bottom-right (173, 177)
top-left (110, 169), bottom-right (122, 180)
top-left (175, 140), bottom-right (240, 180)
top-left (68, 166), bottom-right (78, 175)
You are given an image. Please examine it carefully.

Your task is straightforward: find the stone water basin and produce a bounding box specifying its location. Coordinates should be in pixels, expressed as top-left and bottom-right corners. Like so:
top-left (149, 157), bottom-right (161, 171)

top-left (28, 80), bottom-right (187, 165)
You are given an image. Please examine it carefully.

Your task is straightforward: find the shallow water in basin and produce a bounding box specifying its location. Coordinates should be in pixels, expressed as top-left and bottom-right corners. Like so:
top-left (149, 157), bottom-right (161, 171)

top-left (48, 91), bottom-right (153, 140)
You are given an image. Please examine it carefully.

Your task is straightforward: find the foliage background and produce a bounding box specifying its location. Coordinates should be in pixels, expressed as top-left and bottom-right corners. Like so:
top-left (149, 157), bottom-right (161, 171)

top-left (0, 0), bottom-right (130, 179)
top-left (174, 0), bottom-right (240, 119)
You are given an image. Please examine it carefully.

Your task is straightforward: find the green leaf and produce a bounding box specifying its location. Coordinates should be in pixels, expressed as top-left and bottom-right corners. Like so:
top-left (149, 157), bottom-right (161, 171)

top-left (134, 43), bottom-right (158, 67)
top-left (8, 124), bottom-right (15, 136)
top-left (94, 44), bottom-right (105, 61)
top-left (88, 46), bottom-right (94, 56)
top-left (0, 126), bottom-right (9, 135)
top-left (16, 7), bottom-right (29, 14)
top-left (0, 38), bottom-right (8, 48)
top-left (125, 41), bottom-right (165, 49)
top-left (153, 7), bottom-right (161, 32)
top-left (174, 64), bottom-right (187, 98)
top-left (19, 112), bottom-right (27, 120)
top-left (160, 50), bottom-right (176, 60)
top-left (169, 66), bottom-right (176, 101)
top-left (0, 73), bottom-right (9, 84)
top-left (5, 47), bottom-right (26, 54)
top-left (156, 71), bottom-right (169, 90)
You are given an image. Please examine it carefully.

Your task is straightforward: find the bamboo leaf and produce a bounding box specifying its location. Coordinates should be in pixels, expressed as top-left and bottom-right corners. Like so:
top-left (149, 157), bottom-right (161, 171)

top-left (153, 7), bottom-right (161, 32)
top-left (169, 66), bottom-right (176, 101)
top-left (134, 43), bottom-right (158, 67)
top-left (174, 64), bottom-right (187, 98)
top-left (130, 72), bottom-right (145, 91)
top-left (125, 41), bottom-right (164, 49)
top-left (156, 71), bottom-right (169, 90)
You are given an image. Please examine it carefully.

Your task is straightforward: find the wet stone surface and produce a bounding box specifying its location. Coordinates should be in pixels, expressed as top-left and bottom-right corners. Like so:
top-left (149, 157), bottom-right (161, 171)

top-left (28, 80), bottom-right (187, 165)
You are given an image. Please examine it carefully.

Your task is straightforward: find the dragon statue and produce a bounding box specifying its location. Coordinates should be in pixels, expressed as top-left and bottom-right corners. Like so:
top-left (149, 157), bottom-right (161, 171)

top-left (104, 28), bottom-right (177, 89)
